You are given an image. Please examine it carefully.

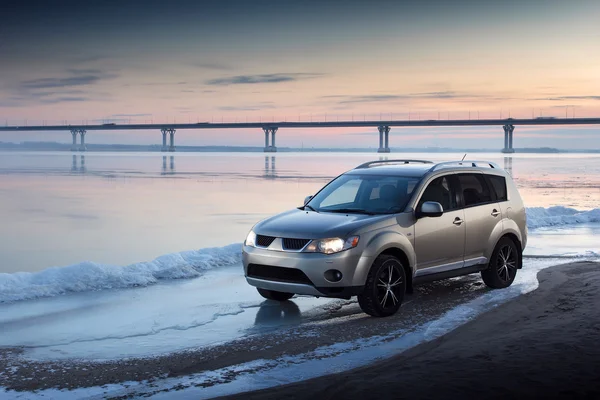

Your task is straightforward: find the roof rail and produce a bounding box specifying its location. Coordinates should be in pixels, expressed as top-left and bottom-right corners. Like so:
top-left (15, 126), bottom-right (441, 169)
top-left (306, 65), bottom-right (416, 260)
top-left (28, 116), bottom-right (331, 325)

top-left (428, 160), bottom-right (501, 172)
top-left (356, 159), bottom-right (434, 169)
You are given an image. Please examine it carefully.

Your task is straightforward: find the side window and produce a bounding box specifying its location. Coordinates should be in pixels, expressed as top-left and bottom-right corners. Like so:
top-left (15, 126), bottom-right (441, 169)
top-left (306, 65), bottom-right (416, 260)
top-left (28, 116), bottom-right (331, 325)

top-left (457, 174), bottom-right (493, 207)
top-left (418, 176), bottom-right (457, 211)
top-left (486, 175), bottom-right (507, 201)
top-left (319, 179), bottom-right (361, 208)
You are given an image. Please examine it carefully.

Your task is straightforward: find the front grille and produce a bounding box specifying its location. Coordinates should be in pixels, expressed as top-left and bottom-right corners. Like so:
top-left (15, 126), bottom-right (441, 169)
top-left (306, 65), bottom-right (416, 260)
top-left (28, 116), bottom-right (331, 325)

top-left (256, 234), bottom-right (276, 247)
top-left (282, 238), bottom-right (310, 250)
top-left (247, 264), bottom-right (313, 285)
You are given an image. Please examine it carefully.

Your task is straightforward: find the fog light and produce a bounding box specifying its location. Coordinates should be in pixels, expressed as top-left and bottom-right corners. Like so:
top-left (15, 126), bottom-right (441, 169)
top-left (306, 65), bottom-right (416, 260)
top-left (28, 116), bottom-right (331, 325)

top-left (324, 269), bottom-right (343, 282)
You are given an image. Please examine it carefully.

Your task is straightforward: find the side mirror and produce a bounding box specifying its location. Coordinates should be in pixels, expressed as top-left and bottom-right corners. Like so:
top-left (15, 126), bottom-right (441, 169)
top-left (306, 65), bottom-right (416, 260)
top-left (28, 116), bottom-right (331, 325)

top-left (418, 201), bottom-right (444, 218)
top-left (304, 195), bottom-right (313, 205)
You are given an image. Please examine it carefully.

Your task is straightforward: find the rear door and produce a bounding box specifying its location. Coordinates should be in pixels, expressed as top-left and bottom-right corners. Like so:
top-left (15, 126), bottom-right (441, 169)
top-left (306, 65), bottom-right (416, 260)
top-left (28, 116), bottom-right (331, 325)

top-left (414, 174), bottom-right (465, 272)
top-left (457, 173), bottom-right (502, 265)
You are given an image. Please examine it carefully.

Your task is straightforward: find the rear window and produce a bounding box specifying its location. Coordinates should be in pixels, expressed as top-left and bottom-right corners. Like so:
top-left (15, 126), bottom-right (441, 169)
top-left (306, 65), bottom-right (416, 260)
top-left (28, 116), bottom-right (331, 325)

top-left (487, 175), bottom-right (507, 201)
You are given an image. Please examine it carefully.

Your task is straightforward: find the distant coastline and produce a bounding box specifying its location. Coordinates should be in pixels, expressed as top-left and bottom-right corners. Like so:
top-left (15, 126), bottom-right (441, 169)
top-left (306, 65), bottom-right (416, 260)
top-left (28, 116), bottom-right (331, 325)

top-left (0, 141), bottom-right (597, 153)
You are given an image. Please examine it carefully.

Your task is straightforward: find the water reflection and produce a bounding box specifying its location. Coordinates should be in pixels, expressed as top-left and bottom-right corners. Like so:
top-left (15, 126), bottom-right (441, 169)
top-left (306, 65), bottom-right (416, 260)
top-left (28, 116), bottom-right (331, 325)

top-left (254, 300), bottom-right (301, 326)
top-left (70, 155), bottom-right (86, 173)
top-left (263, 156), bottom-right (277, 179)
top-left (161, 156), bottom-right (176, 175)
top-left (504, 156), bottom-right (513, 176)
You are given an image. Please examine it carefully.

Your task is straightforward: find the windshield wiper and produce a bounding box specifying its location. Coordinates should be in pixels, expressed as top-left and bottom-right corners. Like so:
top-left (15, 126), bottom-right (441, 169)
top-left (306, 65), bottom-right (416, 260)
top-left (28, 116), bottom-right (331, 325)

top-left (304, 204), bottom-right (318, 212)
top-left (325, 208), bottom-right (377, 215)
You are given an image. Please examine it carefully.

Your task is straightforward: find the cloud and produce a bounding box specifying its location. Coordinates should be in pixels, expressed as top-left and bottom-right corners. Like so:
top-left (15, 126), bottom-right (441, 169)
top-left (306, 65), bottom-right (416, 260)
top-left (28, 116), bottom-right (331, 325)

top-left (20, 75), bottom-right (104, 89)
top-left (533, 95), bottom-right (600, 101)
top-left (111, 113), bottom-right (153, 117)
top-left (325, 91), bottom-right (510, 105)
top-left (218, 102), bottom-right (276, 111)
top-left (19, 69), bottom-right (117, 90)
top-left (206, 73), bottom-right (323, 86)
top-left (40, 96), bottom-right (89, 104)
top-left (193, 62), bottom-right (233, 71)
top-left (327, 95), bottom-right (408, 104)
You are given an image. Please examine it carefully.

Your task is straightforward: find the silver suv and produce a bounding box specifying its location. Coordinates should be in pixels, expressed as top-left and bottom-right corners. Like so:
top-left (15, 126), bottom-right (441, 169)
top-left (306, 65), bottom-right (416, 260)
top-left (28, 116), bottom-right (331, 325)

top-left (243, 160), bottom-right (527, 317)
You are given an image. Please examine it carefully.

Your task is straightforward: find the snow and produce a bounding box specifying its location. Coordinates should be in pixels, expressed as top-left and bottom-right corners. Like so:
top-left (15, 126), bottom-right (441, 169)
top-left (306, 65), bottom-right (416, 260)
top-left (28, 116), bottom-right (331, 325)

top-left (526, 206), bottom-right (600, 229)
top-left (0, 243), bottom-right (242, 303)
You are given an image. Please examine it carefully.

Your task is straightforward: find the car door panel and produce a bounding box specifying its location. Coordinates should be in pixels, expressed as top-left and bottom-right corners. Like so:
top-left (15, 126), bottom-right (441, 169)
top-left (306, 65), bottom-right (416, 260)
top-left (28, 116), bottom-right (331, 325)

top-left (415, 209), bottom-right (466, 271)
top-left (414, 174), bottom-right (465, 273)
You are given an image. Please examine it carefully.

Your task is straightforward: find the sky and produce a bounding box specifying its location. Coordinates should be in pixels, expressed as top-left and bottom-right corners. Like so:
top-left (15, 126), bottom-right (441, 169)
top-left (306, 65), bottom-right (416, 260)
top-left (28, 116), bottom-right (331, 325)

top-left (1, 0), bottom-right (600, 149)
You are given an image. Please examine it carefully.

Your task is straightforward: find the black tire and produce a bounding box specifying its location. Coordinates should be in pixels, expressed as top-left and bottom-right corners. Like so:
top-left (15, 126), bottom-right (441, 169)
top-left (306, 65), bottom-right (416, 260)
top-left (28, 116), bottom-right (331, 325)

top-left (358, 254), bottom-right (406, 317)
top-left (256, 288), bottom-right (294, 301)
top-left (481, 237), bottom-right (519, 289)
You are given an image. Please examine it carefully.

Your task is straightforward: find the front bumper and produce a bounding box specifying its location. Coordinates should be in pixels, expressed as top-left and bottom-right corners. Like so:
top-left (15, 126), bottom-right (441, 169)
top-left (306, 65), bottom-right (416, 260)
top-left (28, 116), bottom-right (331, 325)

top-left (242, 245), bottom-right (373, 297)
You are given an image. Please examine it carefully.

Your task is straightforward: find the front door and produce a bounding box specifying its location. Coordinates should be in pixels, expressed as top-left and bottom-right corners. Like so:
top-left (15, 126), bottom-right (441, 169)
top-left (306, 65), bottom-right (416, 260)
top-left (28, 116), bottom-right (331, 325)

top-left (414, 174), bottom-right (466, 273)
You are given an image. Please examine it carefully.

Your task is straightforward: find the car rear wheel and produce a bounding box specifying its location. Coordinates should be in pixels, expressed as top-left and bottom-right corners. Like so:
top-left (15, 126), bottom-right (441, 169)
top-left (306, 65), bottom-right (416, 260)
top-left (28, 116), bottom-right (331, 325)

top-left (358, 254), bottom-right (406, 317)
top-left (256, 288), bottom-right (294, 301)
top-left (481, 237), bottom-right (519, 289)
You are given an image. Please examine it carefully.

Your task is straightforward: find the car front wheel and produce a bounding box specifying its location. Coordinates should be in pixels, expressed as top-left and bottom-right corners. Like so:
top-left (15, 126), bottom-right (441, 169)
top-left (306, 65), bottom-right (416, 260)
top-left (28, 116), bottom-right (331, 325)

top-left (256, 288), bottom-right (294, 301)
top-left (358, 254), bottom-right (406, 317)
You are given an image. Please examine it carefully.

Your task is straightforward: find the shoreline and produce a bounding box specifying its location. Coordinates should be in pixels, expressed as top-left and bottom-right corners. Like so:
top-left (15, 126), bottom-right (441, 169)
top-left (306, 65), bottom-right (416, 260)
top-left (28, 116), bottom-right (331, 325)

top-left (223, 261), bottom-right (600, 399)
top-left (1, 261), bottom-right (599, 398)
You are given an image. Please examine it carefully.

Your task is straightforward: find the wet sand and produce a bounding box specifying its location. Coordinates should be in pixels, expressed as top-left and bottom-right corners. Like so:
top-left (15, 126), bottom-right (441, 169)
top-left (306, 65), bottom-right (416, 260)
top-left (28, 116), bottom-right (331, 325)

top-left (223, 261), bottom-right (600, 400)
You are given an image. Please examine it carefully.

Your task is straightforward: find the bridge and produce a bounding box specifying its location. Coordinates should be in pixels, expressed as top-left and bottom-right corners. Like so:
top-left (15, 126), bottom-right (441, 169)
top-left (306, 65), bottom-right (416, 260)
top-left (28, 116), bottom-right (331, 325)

top-left (2, 117), bottom-right (599, 153)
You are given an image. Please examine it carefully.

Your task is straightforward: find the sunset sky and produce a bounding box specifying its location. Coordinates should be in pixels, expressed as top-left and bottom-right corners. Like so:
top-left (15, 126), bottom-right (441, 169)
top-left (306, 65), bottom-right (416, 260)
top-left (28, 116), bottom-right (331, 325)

top-left (1, 0), bottom-right (600, 149)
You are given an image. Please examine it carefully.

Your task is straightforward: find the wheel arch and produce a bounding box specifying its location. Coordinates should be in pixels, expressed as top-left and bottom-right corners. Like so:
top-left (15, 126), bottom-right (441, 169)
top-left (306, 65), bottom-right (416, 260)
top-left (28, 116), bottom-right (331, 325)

top-left (492, 232), bottom-right (523, 269)
top-left (358, 230), bottom-right (415, 291)
top-left (377, 247), bottom-right (413, 292)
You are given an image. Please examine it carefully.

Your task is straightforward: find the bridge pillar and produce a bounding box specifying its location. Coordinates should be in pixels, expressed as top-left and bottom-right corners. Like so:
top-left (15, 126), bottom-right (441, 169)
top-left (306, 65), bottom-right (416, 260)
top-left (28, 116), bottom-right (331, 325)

top-left (377, 126), bottom-right (391, 153)
top-left (161, 129), bottom-right (168, 152)
top-left (168, 129), bottom-right (176, 152)
top-left (502, 125), bottom-right (515, 153)
top-left (79, 129), bottom-right (87, 152)
top-left (384, 126), bottom-right (390, 151)
top-left (263, 127), bottom-right (278, 152)
top-left (70, 129), bottom-right (78, 151)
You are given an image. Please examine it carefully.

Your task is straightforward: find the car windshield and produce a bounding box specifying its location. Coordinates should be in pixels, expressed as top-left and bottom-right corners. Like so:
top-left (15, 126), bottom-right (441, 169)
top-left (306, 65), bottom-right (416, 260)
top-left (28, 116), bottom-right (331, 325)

top-left (306, 174), bottom-right (420, 214)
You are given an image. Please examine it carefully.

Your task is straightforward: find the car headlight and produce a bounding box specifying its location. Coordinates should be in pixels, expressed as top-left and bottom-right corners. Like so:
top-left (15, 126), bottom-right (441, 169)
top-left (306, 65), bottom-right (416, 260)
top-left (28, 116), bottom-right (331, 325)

top-left (245, 230), bottom-right (257, 247)
top-left (304, 236), bottom-right (359, 254)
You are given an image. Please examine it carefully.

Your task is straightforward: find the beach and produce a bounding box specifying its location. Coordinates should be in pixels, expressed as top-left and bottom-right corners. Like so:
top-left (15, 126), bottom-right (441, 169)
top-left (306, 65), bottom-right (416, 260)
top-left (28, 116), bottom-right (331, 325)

top-left (224, 261), bottom-right (600, 399)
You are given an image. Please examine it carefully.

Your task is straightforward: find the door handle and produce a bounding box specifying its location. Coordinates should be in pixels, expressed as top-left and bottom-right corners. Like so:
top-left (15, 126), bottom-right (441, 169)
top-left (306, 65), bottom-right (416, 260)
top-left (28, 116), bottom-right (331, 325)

top-left (491, 209), bottom-right (500, 217)
top-left (453, 217), bottom-right (463, 225)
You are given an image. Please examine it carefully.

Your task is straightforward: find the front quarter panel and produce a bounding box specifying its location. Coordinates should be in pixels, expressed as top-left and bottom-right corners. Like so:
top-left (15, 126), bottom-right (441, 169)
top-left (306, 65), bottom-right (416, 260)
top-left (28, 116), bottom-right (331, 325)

top-left (356, 222), bottom-right (416, 284)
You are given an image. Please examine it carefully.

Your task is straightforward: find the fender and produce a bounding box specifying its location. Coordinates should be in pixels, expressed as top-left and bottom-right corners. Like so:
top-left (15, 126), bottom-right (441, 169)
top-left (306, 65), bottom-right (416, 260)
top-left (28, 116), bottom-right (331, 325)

top-left (355, 230), bottom-right (416, 284)
top-left (484, 218), bottom-right (524, 262)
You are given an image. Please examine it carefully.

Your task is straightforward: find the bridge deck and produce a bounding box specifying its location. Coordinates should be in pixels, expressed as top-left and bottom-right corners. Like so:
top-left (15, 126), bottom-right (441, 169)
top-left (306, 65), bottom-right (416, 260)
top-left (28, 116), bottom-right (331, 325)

top-left (1, 118), bottom-right (600, 132)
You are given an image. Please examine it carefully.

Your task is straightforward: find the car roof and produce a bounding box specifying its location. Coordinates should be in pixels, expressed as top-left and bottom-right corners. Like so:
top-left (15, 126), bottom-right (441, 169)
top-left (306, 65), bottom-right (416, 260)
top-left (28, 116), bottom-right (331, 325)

top-left (345, 164), bottom-right (433, 177)
top-left (344, 160), bottom-right (507, 178)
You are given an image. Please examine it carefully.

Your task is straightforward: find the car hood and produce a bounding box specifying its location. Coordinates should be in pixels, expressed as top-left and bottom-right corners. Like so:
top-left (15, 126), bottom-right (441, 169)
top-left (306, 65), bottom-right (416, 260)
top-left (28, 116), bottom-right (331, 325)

top-left (253, 208), bottom-right (390, 239)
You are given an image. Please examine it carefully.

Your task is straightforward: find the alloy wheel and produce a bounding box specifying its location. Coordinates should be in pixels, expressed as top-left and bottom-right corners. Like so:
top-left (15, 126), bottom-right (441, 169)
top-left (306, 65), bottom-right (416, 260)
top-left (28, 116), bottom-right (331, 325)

top-left (376, 262), bottom-right (404, 310)
top-left (496, 245), bottom-right (517, 282)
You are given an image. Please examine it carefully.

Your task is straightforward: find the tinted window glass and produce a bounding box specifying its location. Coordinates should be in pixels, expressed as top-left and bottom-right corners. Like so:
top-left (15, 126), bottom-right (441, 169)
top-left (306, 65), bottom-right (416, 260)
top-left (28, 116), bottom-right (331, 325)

top-left (458, 174), bottom-right (493, 207)
top-left (418, 175), bottom-right (457, 211)
top-left (487, 175), bottom-right (507, 201)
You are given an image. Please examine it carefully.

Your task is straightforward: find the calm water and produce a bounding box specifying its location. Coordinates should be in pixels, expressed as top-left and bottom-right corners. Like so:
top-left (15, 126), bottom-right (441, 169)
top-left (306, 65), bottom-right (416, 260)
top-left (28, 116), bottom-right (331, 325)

top-left (1, 151), bottom-right (600, 273)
